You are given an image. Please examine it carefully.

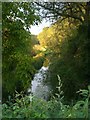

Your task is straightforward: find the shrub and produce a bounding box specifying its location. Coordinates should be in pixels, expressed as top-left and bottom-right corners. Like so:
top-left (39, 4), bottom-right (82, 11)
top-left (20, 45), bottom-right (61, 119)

top-left (2, 80), bottom-right (89, 118)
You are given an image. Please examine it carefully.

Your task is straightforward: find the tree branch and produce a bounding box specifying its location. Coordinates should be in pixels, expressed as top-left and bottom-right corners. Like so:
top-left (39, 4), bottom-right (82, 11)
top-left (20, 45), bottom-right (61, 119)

top-left (35, 2), bottom-right (84, 23)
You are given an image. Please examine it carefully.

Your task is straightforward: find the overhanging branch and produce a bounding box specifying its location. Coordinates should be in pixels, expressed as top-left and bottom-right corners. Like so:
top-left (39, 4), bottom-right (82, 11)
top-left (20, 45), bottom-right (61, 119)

top-left (35, 2), bottom-right (84, 23)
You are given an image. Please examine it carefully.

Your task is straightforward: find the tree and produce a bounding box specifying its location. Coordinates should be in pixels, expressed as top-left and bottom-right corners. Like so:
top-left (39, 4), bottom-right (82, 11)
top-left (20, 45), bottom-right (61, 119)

top-left (2, 2), bottom-right (40, 102)
top-left (35, 2), bottom-right (89, 24)
top-left (37, 13), bottom-right (89, 101)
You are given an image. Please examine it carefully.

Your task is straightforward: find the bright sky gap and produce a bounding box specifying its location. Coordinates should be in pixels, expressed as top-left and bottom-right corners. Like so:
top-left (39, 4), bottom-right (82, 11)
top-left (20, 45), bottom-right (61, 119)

top-left (30, 19), bottom-right (52, 35)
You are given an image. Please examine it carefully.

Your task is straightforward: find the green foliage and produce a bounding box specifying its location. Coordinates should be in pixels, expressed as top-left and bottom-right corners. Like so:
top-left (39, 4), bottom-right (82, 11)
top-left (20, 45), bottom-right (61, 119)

top-left (2, 84), bottom-right (89, 118)
top-left (2, 2), bottom-right (41, 101)
top-left (35, 2), bottom-right (88, 23)
top-left (33, 56), bottom-right (45, 70)
top-left (39, 21), bottom-right (89, 101)
top-left (2, 2), bottom-right (90, 119)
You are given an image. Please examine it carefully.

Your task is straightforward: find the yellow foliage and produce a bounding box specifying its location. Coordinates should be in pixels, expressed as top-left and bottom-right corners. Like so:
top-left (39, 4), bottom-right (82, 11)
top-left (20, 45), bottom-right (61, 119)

top-left (43, 58), bottom-right (50, 67)
top-left (33, 53), bottom-right (43, 59)
top-left (33, 45), bottom-right (46, 52)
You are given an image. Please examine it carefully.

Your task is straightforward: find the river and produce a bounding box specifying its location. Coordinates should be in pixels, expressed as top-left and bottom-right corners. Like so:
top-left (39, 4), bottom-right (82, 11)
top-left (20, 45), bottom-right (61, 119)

top-left (28, 66), bottom-right (51, 100)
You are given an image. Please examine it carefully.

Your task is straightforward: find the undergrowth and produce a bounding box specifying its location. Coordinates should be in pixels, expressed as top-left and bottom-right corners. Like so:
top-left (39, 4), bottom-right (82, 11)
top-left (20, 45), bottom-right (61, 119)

top-left (2, 76), bottom-right (90, 119)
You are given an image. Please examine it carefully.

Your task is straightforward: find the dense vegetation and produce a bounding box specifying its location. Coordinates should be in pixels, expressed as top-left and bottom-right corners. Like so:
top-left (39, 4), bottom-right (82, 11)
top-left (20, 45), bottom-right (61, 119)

top-left (2, 2), bottom-right (41, 102)
top-left (2, 2), bottom-right (90, 119)
top-left (37, 20), bottom-right (89, 102)
top-left (2, 78), bottom-right (90, 118)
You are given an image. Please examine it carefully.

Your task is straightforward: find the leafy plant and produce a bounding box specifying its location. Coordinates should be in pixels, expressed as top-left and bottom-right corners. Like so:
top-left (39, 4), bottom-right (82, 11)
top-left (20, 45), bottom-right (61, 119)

top-left (2, 78), bottom-right (89, 118)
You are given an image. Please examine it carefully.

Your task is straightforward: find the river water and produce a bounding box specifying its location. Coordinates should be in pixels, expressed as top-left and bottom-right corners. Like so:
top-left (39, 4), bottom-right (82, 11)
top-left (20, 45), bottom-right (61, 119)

top-left (28, 66), bottom-right (51, 100)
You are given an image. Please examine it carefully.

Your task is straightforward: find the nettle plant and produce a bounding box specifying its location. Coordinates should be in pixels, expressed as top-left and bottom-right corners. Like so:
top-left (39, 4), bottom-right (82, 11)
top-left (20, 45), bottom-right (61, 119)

top-left (2, 76), bottom-right (89, 118)
top-left (43, 75), bottom-right (89, 118)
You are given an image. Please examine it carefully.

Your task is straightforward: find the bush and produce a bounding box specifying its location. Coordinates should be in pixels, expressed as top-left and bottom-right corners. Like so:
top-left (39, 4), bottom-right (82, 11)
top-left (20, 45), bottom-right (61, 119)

top-left (2, 83), bottom-right (89, 118)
